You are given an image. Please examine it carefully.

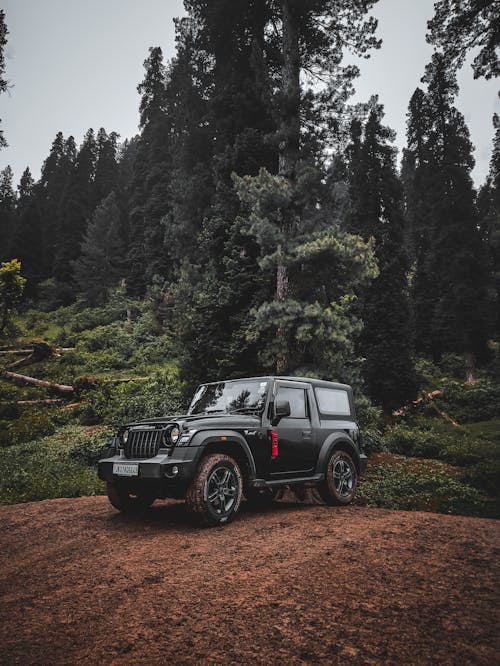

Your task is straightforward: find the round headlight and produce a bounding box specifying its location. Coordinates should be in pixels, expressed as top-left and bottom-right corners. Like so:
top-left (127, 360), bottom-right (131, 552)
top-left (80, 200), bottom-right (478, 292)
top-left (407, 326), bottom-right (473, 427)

top-left (169, 426), bottom-right (180, 444)
top-left (122, 428), bottom-right (129, 444)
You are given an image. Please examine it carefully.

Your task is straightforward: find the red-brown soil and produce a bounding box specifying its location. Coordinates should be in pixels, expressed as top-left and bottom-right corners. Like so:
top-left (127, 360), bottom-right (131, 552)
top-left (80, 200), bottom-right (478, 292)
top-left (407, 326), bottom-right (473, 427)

top-left (0, 497), bottom-right (499, 665)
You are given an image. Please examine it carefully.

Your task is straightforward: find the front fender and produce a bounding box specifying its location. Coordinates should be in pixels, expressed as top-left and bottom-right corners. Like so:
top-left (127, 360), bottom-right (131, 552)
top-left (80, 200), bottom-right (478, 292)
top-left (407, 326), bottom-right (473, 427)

top-left (188, 429), bottom-right (257, 479)
top-left (315, 432), bottom-right (361, 475)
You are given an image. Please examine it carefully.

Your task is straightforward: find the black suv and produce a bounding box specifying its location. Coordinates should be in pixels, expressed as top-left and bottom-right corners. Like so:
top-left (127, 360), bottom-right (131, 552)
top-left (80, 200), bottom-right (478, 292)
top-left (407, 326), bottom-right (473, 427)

top-left (98, 376), bottom-right (367, 525)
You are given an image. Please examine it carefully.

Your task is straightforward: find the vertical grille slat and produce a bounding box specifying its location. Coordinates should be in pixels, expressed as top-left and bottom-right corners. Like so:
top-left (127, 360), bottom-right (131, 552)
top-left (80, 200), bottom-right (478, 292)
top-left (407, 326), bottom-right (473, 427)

top-left (124, 428), bottom-right (163, 459)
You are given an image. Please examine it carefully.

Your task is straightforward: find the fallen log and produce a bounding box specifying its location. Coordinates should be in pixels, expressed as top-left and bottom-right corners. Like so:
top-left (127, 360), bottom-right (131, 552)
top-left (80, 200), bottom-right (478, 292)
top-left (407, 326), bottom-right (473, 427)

top-left (0, 349), bottom-right (34, 355)
top-left (1, 371), bottom-right (151, 400)
top-left (0, 399), bottom-right (64, 406)
top-left (0, 346), bottom-right (75, 355)
top-left (1, 370), bottom-right (75, 395)
top-left (107, 377), bottom-right (150, 384)
top-left (60, 402), bottom-right (83, 411)
top-left (393, 389), bottom-right (459, 427)
top-left (4, 340), bottom-right (62, 371)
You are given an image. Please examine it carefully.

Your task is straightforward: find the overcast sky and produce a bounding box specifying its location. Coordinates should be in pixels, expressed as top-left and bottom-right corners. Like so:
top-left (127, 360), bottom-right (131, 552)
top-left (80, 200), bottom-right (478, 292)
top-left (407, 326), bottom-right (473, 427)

top-left (1, 0), bottom-right (499, 188)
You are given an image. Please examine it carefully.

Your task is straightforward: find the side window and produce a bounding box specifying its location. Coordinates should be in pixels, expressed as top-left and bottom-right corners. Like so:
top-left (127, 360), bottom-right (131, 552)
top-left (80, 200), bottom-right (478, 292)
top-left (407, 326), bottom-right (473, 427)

top-left (276, 387), bottom-right (307, 418)
top-left (315, 388), bottom-right (350, 416)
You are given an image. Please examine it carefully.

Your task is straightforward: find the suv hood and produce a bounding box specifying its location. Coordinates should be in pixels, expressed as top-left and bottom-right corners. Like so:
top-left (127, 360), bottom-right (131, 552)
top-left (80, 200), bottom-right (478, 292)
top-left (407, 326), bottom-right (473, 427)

top-left (124, 413), bottom-right (262, 430)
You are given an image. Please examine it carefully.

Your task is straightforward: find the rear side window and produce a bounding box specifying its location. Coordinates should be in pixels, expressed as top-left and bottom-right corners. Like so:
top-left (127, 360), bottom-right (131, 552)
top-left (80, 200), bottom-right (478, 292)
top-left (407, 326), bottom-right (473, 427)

top-left (315, 388), bottom-right (350, 416)
top-left (276, 387), bottom-right (307, 418)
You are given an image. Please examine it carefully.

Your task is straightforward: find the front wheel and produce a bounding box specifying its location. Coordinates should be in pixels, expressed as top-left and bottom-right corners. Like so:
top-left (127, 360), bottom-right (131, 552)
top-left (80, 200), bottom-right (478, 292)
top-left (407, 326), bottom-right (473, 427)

top-left (186, 454), bottom-right (243, 526)
top-left (318, 449), bottom-right (358, 505)
top-left (106, 481), bottom-right (155, 513)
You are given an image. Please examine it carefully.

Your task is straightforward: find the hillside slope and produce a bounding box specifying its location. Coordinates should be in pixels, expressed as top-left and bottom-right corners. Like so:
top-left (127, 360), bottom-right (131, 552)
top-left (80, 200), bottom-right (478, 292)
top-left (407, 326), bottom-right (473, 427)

top-left (0, 498), bottom-right (498, 665)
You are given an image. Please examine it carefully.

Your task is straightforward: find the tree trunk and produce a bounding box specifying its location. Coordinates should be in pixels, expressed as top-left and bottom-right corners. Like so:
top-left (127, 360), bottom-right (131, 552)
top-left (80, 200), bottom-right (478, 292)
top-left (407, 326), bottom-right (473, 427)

top-left (279, 0), bottom-right (300, 181)
top-left (1, 370), bottom-right (75, 395)
top-left (276, 0), bottom-right (300, 374)
top-left (464, 350), bottom-right (476, 385)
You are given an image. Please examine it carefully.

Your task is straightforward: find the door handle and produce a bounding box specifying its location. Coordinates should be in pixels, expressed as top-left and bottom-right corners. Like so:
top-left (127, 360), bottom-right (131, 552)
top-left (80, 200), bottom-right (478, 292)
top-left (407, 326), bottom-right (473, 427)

top-left (302, 430), bottom-right (312, 439)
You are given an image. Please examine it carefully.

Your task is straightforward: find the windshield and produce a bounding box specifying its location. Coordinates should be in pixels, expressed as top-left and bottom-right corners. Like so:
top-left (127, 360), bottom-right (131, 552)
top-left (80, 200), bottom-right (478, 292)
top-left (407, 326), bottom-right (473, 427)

top-left (188, 380), bottom-right (269, 415)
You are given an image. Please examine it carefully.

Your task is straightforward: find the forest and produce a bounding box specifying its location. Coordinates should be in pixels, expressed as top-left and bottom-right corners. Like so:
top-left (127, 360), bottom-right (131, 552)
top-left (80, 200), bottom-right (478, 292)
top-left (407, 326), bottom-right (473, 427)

top-left (0, 0), bottom-right (499, 517)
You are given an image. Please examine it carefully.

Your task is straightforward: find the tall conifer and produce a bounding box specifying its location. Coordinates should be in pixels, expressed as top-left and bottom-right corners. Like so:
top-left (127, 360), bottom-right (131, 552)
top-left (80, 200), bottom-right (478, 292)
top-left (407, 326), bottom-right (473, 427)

top-left (406, 54), bottom-right (492, 380)
top-left (347, 107), bottom-right (418, 412)
top-left (0, 166), bottom-right (15, 259)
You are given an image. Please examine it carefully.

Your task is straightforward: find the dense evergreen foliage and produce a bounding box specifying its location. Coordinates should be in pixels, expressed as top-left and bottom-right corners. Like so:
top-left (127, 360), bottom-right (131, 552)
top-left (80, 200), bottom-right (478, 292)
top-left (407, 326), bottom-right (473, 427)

top-left (0, 0), bottom-right (499, 414)
top-left (347, 106), bottom-right (417, 413)
top-left (404, 55), bottom-right (492, 380)
top-left (0, 9), bottom-right (8, 149)
top-left (427, 0), bottom-right (500, 79)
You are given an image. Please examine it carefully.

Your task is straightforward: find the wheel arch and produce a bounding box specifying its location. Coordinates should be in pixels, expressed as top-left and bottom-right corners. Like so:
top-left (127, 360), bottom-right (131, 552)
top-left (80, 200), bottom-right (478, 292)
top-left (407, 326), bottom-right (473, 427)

top-left (190, 430), bottom-right (256, 487)
top-left (316, 433), bottom-right (361, 475)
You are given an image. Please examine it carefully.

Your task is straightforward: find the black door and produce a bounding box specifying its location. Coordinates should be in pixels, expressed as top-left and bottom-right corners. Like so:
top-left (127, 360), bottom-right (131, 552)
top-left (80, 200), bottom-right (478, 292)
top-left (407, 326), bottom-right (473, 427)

top-left (269, 382), bottom-right (316, 476)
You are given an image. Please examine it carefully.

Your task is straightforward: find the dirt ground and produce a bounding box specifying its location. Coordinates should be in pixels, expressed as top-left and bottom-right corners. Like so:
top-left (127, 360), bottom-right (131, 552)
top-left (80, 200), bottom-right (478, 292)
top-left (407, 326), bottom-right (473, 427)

top-left (0, 496), bottom-right (499, 665)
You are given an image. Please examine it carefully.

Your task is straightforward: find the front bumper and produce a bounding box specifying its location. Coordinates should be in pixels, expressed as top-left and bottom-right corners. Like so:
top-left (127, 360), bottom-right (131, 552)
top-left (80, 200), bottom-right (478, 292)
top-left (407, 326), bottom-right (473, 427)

top-left (98, 446), bottom-right (199, 486)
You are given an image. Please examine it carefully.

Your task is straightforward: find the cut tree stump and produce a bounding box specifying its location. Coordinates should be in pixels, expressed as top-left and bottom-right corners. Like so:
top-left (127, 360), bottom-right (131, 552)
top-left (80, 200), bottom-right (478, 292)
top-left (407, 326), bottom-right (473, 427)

top-left (4, 341), bottom-right (61, 370)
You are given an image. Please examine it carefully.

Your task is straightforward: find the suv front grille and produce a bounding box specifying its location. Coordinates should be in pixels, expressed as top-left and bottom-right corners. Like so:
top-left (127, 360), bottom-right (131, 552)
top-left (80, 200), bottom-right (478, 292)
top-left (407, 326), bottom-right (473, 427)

top-left (124, 428), bottom-right (163, 459)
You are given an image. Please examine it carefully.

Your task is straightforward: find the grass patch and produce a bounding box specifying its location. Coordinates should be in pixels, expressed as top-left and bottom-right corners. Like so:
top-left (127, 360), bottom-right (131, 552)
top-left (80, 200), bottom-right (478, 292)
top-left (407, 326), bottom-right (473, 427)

top-left (0, 425), bottom-right (111, 505)
top-left (356, 453), bottom-right (487, 517)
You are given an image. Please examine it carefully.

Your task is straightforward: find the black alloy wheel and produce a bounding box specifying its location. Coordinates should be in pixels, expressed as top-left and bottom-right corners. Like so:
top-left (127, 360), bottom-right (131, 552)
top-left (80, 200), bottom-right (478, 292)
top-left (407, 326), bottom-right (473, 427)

top-left (186, 453), bottom-right (243, 526)
top-left (318, 449), bottom-right (358, 506)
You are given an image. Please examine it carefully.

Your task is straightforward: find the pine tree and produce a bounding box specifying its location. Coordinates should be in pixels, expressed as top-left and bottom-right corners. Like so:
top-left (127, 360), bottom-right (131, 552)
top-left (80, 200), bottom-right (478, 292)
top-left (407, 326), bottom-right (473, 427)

top-left (427, 0), bottom-right (500, 79)
top-left (347, 107), bottom-right (418, 413)
top-left (93, 128), bottom-right (120, 208)
top-left (36, 132), bottom-right (76, 282)
top-left (478, 111), bottom-right (500, 338)
top-left (270, 0), bottom-right (381, 371)
top-left (127, 47), bottom-right (172, 295)
top-left (233, 167), bottom-right (378, 378)
top-left (169, 1), bottom-right (381, 380)
top-left (0, 166), bottom-right (15, 260)
top-left (10, 168), bottom-right (43, 292)
top-left (407, 54), bottom-right (492, 381)
top-left (71, 191), bottom-right (124, 304)
top-left (54, 129), bottom-right (97, 288)
top-left (0, 10), bottom-right (9, 149)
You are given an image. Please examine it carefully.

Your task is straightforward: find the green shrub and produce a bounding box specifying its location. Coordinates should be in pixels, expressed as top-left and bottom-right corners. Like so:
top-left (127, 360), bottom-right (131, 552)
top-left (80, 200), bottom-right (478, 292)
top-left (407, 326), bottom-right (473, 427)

top-left (0, 408), bottom-right (57, 447)
top-left (465, 458), bottom-right (500, 496)
top-left (383, 420), bottom-right (454, 458)
top-left (79, 371), bottom-right (186, 427)
top-left (435, 378), bottom-right (500, 423)
top-left (356, 463), bottom-right (485, 516)
top-left (0, 425), bottom-right (111, 505)
top-left (79, 322), bottom-right (135, 354)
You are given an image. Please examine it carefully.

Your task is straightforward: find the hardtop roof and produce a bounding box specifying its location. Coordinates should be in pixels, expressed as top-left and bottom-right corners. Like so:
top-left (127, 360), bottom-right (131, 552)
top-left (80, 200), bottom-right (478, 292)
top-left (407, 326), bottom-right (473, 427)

top-left (199, 376), bottom-right (352, 392)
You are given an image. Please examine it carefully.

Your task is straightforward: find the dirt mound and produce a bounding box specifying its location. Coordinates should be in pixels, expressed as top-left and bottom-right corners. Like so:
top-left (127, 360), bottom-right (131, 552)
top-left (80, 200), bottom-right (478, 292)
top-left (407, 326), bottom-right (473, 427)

top-left (0, 497), bottom-right (499, 665)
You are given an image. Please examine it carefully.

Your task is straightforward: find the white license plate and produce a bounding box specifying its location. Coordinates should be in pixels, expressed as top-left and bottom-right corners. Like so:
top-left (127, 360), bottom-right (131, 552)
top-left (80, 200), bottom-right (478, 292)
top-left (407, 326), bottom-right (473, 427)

top-left (113, 463), bottom-right (139, 477)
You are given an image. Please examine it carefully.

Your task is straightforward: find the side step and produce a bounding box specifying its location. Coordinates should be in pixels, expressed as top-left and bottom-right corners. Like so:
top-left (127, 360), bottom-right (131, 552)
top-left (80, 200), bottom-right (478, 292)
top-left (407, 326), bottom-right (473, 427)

top-left (252, 473), bottom-right (324, 488)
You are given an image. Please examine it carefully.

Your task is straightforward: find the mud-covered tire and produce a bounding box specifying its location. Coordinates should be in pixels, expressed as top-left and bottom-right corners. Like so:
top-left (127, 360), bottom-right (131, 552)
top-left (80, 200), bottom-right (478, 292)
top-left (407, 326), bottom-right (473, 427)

top-left (245, 487), bottom-right (278, 508)
top-left (185, 454), bottom-right (243, 526)
top-left (318, 449), bottom-right (358, 506)
top-left (106, 481), bottom-right (155, 513)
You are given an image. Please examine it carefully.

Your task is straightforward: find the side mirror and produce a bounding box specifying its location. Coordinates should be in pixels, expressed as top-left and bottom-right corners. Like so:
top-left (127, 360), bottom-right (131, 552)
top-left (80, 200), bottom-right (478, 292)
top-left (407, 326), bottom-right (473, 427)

top-left (272, 399), bottom-right (290, 426)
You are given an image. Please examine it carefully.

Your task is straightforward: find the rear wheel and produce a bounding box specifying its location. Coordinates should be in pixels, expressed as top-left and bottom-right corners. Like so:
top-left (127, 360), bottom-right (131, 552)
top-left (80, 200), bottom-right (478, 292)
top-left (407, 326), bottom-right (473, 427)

top-left (245, 487), bottom-right (278, 508)
top-left (186, 454), bottom-right (243, 526)
top-left (106, 481), bottom-right (155, 513)
top-left (318, 449), bottom-right (357, 505)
